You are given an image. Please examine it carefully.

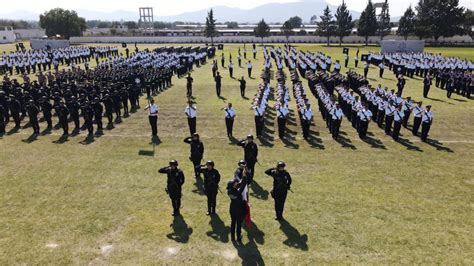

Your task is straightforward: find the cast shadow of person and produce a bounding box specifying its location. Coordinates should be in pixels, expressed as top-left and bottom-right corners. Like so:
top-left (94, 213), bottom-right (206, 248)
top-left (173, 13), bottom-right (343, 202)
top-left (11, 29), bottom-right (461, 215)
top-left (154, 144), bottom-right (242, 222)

top-left (397, 136), bottom-right (423, 152)
top-left (362, 133), bottom-right (386, 150)
top-left (249, 180), bottom-right (269, 200)
top-left (278, 219), bottom-right (308, 251)
top-left (191, 175), bottom-right (206, 195)
top-left (424, 138), bottom-right (454, 153)
top-left (166, 215), bottom-right (193, 243)
top-left (305, 129), bottom-right (325, 150)
top-left (335, 131), bottom-right (356, 150)
top-left (234, 221), bottom-right (265, 266)
top-left (206, 213), bottom-right (229, 243)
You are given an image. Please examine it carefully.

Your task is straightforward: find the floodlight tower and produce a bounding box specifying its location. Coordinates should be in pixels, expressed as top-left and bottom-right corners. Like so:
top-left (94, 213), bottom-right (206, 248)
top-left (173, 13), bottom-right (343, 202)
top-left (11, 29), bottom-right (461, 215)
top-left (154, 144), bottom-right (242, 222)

top-left (139, 7), bottom-right (154, 35)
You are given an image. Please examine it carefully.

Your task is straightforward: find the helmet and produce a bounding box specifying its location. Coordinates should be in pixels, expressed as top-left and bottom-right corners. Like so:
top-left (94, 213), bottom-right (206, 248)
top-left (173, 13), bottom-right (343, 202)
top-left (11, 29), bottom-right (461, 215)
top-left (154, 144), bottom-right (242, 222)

top-left (277, 161), bottom-right (286, 168)
top-left (238, 160), bottom-right (246, 166)
top-left (192, 133), bottom-right (200, 138)
top-left (206, 160), bottom-right (214, 167)
top-left (169, 160), bottom-right (178, 166)
top-left (247, 134), bottom-right (254, 139)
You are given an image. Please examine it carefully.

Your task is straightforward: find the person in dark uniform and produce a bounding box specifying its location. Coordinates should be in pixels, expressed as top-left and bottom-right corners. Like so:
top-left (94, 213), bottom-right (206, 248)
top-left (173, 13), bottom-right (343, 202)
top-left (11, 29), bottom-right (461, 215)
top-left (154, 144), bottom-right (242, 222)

top-left (221, 53), bottom-right (225, 68)
top-left (222, 103), bottom-right (236, 137)
top-left (68, 96), bottom-right (81, 132)
top-left (396, 75), bottom-right (406, 97)
top-left (121, 88), bottom-right (129, 117)
top-left (247, 61), bottom-right (253, 78)
top-left (159, 160), bottom-right (185, 216)
top-left (412, 101), bottom-right (423, 136)
top-left (197, 160), bottom-right (221, 215)
top-left (9, 95), bottom-right (21, 128)
top-left (145, 98), bottom-right (159, 137)
top-left (185, 101), bottom-right (197, 135)
top-left (423, 75), bottom-right (432, 98)
top-left (239, 76), bottom-right (246, 98)
top-left (186, 73), bottom-right (193, 97)
top-left (57, 101), bottom-right (69, 136)
top-left (227, 171), bottom-right (248, 244)
top-left (392, 105), bottom-right (404, 141)
top-left (228, 61), bottom-right (234, 78)
top-left (363, 61), bottom-right (369, 79)
top-left (26, 100), bottom-right (40, 135)
top-left (265, 161), bottom-right (292, 220)
top-left (215, 72), bottom-right (222, 97)
top-left (237, 135), bottom-right (258, 184)
top-left (421, 105), bottom-right (433, 142)
top-left (102, 94), bottom-right (114, 126)
top-left (184, 133), bottom-right (204, 178)
top-left (40, 96), bottom-right (53, 129)
top-left (0, 102), bottom-right (5, 134)
top-left (92, 97), bottom-right (103, 133)
top-left (81, 101), bottom-right (94, 136)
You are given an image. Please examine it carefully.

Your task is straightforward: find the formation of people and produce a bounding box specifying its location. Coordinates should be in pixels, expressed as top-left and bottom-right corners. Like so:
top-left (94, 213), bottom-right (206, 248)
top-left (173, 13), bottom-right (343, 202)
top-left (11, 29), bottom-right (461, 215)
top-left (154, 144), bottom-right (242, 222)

top-left (368, 52), bottom-right (473, 99)
top-left (158, 133), bottom-right (291, 245)
top-left (0, 46), bottom-right (210, 137)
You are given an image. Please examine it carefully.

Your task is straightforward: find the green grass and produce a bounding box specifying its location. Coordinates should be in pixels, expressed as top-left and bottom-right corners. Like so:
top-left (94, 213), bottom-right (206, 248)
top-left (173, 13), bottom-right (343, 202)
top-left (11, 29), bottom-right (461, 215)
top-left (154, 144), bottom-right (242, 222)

top-left (0, 43), bottom-right (473, 264)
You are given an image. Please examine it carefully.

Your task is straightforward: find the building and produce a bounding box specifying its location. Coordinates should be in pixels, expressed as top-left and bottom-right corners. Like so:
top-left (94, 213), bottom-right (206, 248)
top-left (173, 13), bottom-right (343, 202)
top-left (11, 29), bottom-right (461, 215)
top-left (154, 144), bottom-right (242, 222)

top-left (0, 26), bottom-right (16, 44)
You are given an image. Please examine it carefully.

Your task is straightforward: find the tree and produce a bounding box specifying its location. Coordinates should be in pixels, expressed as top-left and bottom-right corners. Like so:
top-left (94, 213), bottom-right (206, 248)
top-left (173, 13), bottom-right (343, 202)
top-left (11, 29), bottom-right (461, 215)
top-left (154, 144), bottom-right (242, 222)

top-left (316, 5), bottom-right (336, 46)
top-left (287, 16), bottom-right (303, 28)
top-left (254, 19), bottom-right (270, 44)
top-left (39, 8), bottom-right (86, 38)
top-left (357, 0), bottom-right (377, 45)
top-left (225, 21), bottom-right (239, 29)
top-left (462, 9), bottom-right (474, 38)
top-left (431, 0), bottom-right (465, 42)
top-left (414, 0), bottom-right (431, 39)
top-left (335, 1), bottom-right (354, 45)
top-left (281, 21), bottom-right (294, 43)
top-left (378, 0), bottom-right (391, 40)
top-left (154, 21), bottom-right (173, 29)
top-left (397, 6), bottom-right (416, 40)
top-left (124, 21), bottom-right (138, 29)
top-left (415, 0), bottom-right (465, 42)
top-left (310, 15), bottom-right (318, 24)
top-left (204, 9), bottom-right (218, 44)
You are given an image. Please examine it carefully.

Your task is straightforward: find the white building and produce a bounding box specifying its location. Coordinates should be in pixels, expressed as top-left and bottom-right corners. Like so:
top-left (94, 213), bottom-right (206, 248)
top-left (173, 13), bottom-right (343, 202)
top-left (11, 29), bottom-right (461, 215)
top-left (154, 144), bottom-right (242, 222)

top-left (0, 26), bottom-right (16, 44)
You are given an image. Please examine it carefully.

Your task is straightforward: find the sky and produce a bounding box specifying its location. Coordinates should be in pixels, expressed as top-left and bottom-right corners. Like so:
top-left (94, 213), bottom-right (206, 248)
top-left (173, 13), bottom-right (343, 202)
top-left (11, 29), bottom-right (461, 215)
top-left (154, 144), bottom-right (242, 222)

top-left (0, 0), bottom-right (472, 18)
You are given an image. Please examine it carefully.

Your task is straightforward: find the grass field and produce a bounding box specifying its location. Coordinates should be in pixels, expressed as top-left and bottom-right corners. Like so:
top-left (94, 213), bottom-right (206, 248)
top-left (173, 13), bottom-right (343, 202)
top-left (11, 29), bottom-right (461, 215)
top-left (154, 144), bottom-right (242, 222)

top-left (0, 42), bottom-right (473, 264)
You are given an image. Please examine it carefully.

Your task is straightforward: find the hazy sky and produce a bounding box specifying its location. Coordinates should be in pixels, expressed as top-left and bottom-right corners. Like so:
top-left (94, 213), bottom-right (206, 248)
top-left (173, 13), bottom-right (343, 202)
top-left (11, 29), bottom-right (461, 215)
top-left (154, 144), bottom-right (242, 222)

top-left (0, 0), bottom-right (472, 17)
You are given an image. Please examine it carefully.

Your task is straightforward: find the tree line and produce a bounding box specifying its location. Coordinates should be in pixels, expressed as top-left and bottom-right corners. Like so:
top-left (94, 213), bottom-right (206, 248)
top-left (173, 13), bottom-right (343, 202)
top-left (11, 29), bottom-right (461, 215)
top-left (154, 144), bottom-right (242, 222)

top-left (204, 0), bottom-right (472, 45)
top-left (12, 1), bottom-right (473, 42)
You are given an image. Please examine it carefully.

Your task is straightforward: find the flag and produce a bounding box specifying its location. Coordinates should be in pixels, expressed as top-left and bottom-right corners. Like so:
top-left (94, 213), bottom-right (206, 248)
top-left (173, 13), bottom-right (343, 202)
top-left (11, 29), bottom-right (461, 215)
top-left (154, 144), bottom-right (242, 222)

top-left (244, 201), bottom-right (252, 228)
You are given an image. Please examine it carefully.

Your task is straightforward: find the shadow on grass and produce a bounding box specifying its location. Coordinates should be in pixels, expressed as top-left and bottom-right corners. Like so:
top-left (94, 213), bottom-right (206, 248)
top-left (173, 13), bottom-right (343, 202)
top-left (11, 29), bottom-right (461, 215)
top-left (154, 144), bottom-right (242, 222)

top-left (234, 221), bottom-right (265, 265)
top-left (206, 213), bottom-right (229, 243)
top-left (249, 180), bottom-right (269, 200)
top-left (397, 136), bottom-right (423, 152)
top-left (192, 175), bottom-right (205, 195)
top-left (335, 132), bottom-right (357, 150)
top-left (167, 215), bottom-right (193, 243)
top-left (21, 133), bottom-right (38, 143)
top-left (6, 126), bottom-right (19, 135)
top-left (52, 134), bottom-right (69, 144)
top-left (79, 134), bottom-right (95, 145)
top-left (362, 133), bottom-right (386, 149)
top-left (278, 219), bottom-right (308, 251)
top-left (425, 138), bottom-right (454, 153)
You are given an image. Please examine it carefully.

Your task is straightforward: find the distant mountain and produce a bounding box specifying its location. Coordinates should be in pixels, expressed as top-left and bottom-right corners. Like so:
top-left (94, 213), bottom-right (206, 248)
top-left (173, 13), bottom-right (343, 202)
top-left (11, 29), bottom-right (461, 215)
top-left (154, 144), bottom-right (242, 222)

top-left (156, 0), bottom-right (361, 23)
top-left (2, 0), bottom-right (408, 24)
top-left (0, 9), bottom-right (138, 22)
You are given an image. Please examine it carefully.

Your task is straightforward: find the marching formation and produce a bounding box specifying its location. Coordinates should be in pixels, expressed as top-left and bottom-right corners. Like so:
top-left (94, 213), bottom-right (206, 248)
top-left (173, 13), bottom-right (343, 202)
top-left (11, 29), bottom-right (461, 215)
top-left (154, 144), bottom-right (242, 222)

top-left (2, 42), bottom-right (470, 249)
top-left (368, 52), bottom-right (474, 98)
